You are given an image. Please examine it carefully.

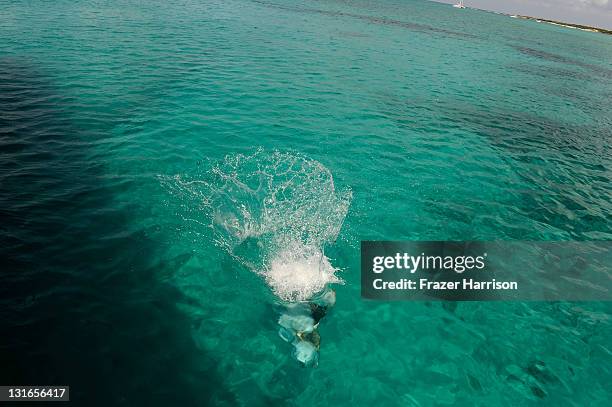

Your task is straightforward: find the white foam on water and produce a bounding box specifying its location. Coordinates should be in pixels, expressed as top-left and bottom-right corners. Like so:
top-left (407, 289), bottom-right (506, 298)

top-left (266, 241), bottom-right (342, 302)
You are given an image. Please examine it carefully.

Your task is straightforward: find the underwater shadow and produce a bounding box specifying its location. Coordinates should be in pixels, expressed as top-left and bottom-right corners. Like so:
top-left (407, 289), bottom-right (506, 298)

top-left (0, 58), bottom-right (236, 406)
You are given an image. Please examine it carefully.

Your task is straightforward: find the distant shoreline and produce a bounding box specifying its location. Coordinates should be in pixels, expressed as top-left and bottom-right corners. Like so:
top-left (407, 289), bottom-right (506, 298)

top-left (508, 14), bottom-right (612, 35)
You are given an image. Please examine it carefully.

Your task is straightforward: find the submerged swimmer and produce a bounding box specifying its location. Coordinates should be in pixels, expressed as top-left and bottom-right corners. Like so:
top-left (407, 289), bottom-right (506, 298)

top-left (295, 302), bottom-right (327, 348)
top-left (277, 288), bottom-right (336, 367)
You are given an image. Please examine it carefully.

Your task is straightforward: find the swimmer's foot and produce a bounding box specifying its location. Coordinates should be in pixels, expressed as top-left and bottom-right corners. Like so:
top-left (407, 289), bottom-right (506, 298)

top-left (296, 330), bottom-right (321, 350)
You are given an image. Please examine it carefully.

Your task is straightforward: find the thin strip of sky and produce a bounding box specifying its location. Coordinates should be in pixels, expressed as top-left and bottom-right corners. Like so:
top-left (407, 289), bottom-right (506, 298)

top-left (435, 0), bottom-right (612, 30)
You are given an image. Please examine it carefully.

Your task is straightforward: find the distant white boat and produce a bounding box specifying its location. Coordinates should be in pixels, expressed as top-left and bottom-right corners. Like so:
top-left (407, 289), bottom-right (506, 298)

top-left (453, 1), bottom-right (466, 8)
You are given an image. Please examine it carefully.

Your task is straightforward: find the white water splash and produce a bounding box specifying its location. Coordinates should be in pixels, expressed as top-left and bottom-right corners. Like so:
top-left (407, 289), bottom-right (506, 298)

top-left (266, 241), bottom-right (341, 301)
top-left (163, 149), bottom-right (351, 302)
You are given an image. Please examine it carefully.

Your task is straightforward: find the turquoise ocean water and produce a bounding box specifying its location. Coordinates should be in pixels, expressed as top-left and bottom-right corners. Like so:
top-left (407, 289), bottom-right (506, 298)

top-left (1, 0), bottom-right (611, 405)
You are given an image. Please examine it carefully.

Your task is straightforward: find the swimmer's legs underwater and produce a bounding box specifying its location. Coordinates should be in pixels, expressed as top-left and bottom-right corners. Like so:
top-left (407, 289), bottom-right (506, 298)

top-left (277, 288), bottom-right (336, 367)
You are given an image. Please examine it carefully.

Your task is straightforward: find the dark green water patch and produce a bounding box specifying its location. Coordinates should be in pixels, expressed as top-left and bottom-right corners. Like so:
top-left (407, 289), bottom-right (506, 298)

top-left (0, 58), bottom-right (235, 407)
